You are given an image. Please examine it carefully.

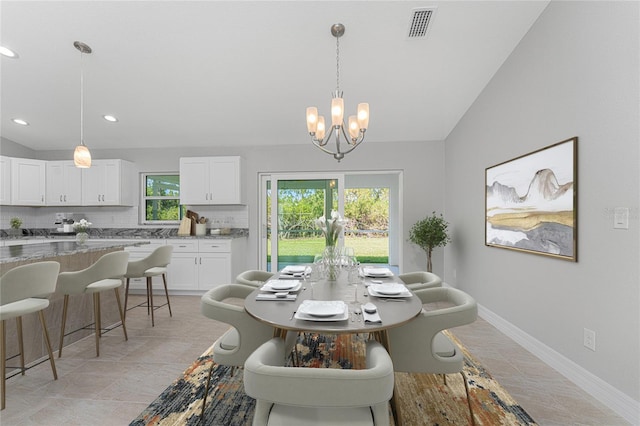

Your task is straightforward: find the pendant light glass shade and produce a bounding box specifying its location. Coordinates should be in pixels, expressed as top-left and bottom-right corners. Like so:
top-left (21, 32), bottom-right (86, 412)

top-left (74, 144), bottom-right (91, 168)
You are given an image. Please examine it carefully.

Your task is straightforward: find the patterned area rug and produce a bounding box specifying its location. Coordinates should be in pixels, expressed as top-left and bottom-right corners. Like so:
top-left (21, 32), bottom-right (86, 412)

top-left (131, 332), bottom-right (536, 426)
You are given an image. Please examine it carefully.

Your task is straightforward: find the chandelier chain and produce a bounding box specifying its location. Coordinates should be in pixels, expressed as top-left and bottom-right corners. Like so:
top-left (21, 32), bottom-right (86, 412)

top-left (335, 36), bottom-right (340, 93)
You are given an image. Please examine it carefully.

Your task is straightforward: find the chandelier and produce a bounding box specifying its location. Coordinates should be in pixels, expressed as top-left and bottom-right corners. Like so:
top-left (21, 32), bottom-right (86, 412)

top-left (73, 41), bottom-right (92, 168)
top-left (306, 23), bottom-right (369, 162)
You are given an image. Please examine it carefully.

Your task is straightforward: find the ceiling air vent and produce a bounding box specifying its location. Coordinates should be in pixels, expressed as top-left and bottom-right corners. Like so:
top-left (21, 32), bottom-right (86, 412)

top-left (407, 7), bottom-right (437, 39)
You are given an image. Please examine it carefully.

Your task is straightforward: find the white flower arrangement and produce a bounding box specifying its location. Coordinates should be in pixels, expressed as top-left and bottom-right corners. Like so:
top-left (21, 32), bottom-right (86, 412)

top-left (73, 219), bottom-right (92, 233)
top-left (314, 210), bottom-right (346, 247)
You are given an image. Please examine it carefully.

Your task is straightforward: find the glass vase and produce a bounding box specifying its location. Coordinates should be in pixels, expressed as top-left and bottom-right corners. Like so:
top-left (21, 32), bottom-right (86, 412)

top-left (75, 232), bottom-right (89, 245)
top-left (323, 246), bottom-right (340, 281)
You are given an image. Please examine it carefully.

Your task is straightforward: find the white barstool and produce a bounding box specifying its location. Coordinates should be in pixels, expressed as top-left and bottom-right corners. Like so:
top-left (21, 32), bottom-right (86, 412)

top-left (123, 245), bottom-right (173, 326)
top-left (1, 261), bottom-right (60, 410)
top-left (57, 251), bottom-right (130, 357)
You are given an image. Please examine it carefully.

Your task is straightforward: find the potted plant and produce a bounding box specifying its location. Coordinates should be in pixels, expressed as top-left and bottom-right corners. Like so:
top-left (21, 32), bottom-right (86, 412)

top-left (9, 217), bottom-right (23, 236)
top-left (409, 212), bottom-right (451, 272)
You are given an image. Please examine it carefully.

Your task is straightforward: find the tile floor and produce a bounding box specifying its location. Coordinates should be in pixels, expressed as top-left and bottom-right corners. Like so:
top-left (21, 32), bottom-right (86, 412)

top-left (0, 294), bottom-right (629, 425)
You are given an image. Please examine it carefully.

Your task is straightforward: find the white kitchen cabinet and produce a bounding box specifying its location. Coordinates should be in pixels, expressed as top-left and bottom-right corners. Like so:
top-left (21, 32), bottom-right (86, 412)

top-left (120, 237), bottom-right (246, 293)
top-left (82, 159), bottom-right (135, 206)
top-left (11, 158), bottom-right (46, 206)
top-left (46, 160), bottom-right (83, 205)
top-left (0, 156), bottom-right (11, 205)
top-left (179, 156), bottom-right (244, 205)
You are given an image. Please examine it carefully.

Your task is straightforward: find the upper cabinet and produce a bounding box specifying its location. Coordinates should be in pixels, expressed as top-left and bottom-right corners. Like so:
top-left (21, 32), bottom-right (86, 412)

top-left (82, 159), bottom-right (135, 206)
top-left (180, 156), bottom-right (244, 205)
top-left (11, 158), bottom-right (46, 206)
top-left (46, 161), bottom-right (83, 205)
top-left (0, 156), bottom-right (11, 205)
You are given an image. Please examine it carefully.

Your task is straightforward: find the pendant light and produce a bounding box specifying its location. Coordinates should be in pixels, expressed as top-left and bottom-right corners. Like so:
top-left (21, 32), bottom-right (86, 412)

top-left (73, 41), bottom-right (92, 168)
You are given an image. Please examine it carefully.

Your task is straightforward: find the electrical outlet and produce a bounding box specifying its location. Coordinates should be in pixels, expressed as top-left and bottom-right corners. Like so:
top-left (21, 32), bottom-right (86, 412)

top-left (583, 328), bottom-right (596, 351)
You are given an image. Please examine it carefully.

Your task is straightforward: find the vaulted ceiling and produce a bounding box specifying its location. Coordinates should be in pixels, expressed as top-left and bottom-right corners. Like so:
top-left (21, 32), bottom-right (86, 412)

top-left (1, 1), bottom-right (548, 152)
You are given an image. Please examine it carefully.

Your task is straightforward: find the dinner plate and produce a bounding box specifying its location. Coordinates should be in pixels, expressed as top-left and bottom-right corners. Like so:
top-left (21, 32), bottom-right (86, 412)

top-left (281, 265), bottom-right (308, 274)
top-left (294, 301), bottom-right (349, 321)
top-left (363, 267), bottom-right (393, 277)
top-left (370, 284), bottom-right (405, 295)
top-left (260, 280), bottom-right (301, 292)
top-left (367, 286), bottom-right (412, 298)
top-left (298, 300), bottom-right (346, 317)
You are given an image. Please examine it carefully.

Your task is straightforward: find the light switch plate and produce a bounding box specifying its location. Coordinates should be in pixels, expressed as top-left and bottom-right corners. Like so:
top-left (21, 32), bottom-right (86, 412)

top-left (613, 207), bottom-right (629, 229)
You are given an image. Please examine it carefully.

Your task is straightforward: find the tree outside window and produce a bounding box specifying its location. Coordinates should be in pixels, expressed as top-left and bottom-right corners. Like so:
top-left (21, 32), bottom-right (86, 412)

top-left (143, 174), bottom-right (183, 223)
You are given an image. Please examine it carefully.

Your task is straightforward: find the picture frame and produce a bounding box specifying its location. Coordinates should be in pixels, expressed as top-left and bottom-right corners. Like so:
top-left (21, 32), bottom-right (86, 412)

top-left (485, 137), bottom-right (577, 261)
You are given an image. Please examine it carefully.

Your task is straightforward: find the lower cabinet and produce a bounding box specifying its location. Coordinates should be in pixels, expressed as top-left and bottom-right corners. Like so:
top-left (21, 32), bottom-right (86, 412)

top-left (124, 238), bottom-right (246, 293)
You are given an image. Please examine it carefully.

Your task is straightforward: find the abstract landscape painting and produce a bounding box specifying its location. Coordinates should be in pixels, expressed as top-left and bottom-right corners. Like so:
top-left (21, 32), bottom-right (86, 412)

top-left (485, 137), bottom-right (577, 261)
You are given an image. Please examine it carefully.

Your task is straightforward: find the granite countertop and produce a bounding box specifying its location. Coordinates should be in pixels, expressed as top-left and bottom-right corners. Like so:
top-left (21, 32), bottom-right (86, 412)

top-left (0, 227), bottom-right (249, 241)
top-left (0, 240), bottom-right (151, 264)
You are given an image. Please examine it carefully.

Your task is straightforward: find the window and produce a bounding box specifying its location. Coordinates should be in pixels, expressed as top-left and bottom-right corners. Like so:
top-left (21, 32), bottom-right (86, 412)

top-left (142, 173), bottom-right (183, 224)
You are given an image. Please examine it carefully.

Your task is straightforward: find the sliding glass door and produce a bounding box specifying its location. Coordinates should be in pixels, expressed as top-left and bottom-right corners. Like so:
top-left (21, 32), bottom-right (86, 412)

top-left (260, 173), bottom-right (344, 272)
top-left (259, 171), bottom-right (401, 273)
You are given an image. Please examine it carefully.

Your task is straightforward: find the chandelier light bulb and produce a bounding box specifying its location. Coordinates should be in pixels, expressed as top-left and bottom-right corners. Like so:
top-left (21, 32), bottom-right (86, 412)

top-left (306, 107), bottom-right (318, 133)
top-left (331, 97), bottom-right (344, 127)
top-left (348, 116), bottom-right (359, 140)
top-left (316, 116), bottom-right (326, 141)
top-left (357, 103), bottom-right (369, 130)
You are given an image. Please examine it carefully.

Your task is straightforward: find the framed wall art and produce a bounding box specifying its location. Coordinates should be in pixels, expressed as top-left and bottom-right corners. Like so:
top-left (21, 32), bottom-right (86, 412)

top-left (485, 137), bottom-right (577, 261)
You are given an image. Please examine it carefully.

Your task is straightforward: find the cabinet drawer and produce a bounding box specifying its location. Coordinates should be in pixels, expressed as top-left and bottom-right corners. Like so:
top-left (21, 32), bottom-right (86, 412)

top-left (167, 240), bottom-right (199, 252)
top-left (125, 240), bottom-right (166, 253)
top-left (198, 239), bottom-right (231, 252)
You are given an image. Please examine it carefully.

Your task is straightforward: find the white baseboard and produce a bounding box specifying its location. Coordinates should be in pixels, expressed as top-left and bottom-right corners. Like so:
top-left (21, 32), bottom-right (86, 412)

top-left (478, 304), bottom-right (640, 425)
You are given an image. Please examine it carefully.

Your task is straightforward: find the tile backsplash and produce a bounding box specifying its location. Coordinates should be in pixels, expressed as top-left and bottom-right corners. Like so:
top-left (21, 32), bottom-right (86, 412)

top-left (0, 205), bottom-right (249, 230)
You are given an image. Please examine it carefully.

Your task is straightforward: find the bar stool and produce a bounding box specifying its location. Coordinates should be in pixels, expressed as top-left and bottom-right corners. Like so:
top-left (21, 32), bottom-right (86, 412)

top-left (123, 245), bottom-right (173, 327)
top-left (57, 251), bottom-right (130, 358)
top-left (1, 261), bottom-right (60, 410)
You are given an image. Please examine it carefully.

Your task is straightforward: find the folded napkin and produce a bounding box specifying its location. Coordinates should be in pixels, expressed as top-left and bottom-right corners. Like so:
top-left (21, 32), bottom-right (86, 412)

top-left (361, 304), bottom-right (382, 323)
top-left (255, 293), bottom-right (297, 301)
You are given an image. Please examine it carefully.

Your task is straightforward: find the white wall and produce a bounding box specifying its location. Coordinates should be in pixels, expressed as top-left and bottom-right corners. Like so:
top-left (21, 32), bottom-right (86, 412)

top-left (10, 139), bottom-right (445, 274)
top-left (445, 0), bottom-right (639, 407)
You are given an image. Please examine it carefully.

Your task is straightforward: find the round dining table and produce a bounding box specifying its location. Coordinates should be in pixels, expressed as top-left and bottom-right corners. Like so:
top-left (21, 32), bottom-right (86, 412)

top-left (244, 268), bottom-right (423, 426)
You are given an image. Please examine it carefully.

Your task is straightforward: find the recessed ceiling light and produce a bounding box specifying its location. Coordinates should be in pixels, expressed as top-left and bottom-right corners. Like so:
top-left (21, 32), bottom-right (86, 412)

top-left (12, 118), bottom-right (29, 126)
top-left (103, 115), bottom-right (118, 122)
top-left (0, 46), bottom-right (19, 58)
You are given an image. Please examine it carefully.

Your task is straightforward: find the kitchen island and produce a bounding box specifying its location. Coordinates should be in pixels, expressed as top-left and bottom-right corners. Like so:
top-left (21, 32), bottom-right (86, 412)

top-left (1, 240), bottom-right (149, 369)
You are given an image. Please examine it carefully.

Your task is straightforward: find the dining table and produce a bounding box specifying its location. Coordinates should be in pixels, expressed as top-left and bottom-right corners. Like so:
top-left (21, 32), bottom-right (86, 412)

top-left (244, 265), bottom-right (423, 426)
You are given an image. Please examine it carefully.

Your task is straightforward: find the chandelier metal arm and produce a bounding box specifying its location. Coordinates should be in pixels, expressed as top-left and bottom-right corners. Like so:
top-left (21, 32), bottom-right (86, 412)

top-left (310, 122), bottom-right (365, 161)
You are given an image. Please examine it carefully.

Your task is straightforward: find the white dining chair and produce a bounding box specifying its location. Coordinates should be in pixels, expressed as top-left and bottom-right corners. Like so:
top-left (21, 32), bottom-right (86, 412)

top-left (0, 261), bottom-right (60, 410)
top-left (386, 286), bottom-right (478, 425)
top-left (57, 251), bottom-right (130, 357)
top-left (199, 283), bottom-right (280, 419)
top-left (244, 337), bottom-right (395, 426)
top-left (397, 271), bottom-right (442, 291)
top-left (235, 269), bottom-right (274, 288)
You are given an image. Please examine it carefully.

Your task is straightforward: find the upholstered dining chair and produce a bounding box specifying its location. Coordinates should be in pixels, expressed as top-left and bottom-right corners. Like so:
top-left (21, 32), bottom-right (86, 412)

top-left (0, 261), bottom-right (60, 410)
top-left (57, 251), bottom-right (130, 358)
top-left (244, 337), bottom-right (395, 426)
top-left (397, 271), bottom-right (442, 291)
top-left (199, 283), bottom-right (279, 418)
top-left (235, 269), bottom-right (274, 288)
top-left (123, 245), bottom-right (173, 326)
top-left (386, 286), bottom-right (478, 425)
